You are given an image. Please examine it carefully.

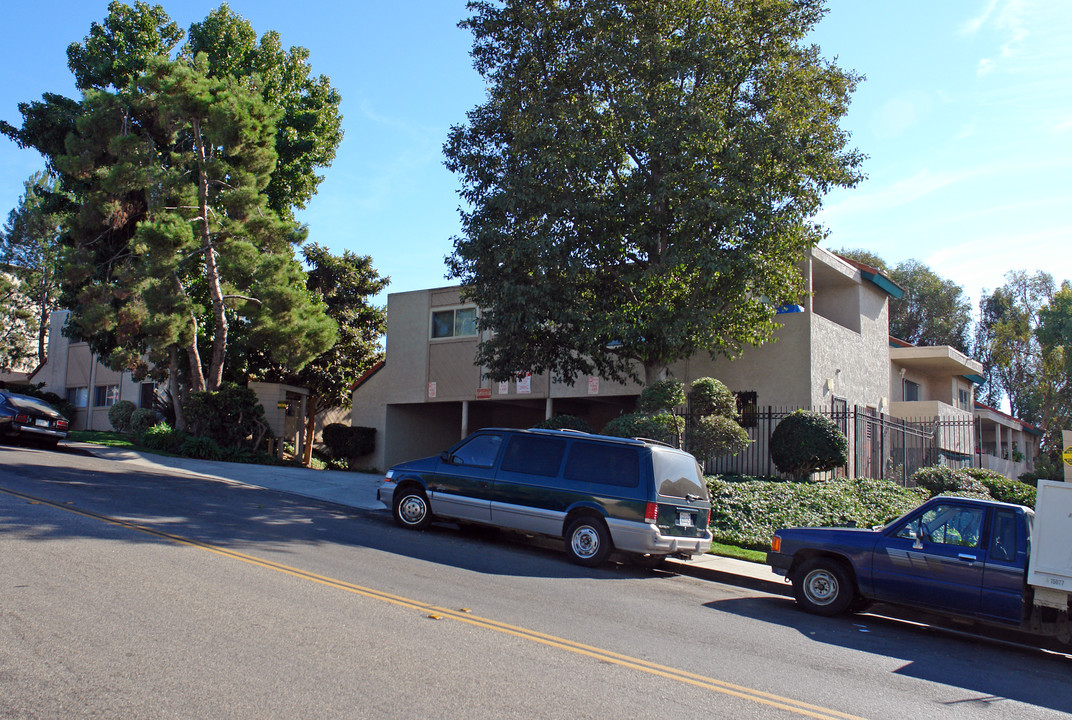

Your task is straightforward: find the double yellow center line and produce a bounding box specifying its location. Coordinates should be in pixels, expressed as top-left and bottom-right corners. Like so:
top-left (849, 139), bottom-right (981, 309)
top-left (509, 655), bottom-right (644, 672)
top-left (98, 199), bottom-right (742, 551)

top-left (3, 486), bottom-right (864, 720)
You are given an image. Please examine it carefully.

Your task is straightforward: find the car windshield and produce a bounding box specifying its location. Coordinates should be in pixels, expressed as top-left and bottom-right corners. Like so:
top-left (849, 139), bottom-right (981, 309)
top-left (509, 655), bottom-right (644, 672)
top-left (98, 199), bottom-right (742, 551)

top-left (652, 448), bottom-right (708, 500)
top-left (3, 392), bottom-right (61, 417)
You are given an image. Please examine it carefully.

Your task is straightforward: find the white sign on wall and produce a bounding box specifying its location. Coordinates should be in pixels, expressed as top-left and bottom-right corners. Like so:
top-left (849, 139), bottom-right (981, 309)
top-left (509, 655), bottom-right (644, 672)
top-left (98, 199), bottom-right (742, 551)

top-left (427, 382), bottom-right (437, 399)
top-left (517, 373), bottom-right (531, 394)
top-left (588, 376), bottom-right (599, 395)
top-left (498, 381), bottom-right (509, 395)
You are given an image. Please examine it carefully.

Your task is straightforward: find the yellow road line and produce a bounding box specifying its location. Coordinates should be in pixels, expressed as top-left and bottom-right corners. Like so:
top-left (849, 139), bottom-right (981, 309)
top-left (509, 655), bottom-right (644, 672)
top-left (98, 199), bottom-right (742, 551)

top-left (2, 486), bottom-right (865, 720)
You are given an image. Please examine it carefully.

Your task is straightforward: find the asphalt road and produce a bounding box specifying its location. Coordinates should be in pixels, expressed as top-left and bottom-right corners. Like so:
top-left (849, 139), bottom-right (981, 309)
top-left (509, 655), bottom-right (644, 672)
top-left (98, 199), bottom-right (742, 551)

top-left (1, 442), bottom-right (1070, 719)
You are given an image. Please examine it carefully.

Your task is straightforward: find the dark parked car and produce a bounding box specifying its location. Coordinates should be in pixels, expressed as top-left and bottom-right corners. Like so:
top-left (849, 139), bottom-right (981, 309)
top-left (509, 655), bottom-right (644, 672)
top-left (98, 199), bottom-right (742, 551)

top-left (0, 390), bottom-right (69, 447)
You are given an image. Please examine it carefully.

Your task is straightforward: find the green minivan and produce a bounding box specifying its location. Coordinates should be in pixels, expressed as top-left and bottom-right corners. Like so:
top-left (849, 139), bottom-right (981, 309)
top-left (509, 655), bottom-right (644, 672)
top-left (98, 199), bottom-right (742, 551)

top-left (377, 428), bottom-right (713, 567)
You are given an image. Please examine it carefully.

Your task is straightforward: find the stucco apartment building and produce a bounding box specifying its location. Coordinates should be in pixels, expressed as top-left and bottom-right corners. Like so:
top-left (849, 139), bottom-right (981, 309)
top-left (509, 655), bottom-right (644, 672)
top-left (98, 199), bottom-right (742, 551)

top-left (351, 247), bottom-right (1018, 478)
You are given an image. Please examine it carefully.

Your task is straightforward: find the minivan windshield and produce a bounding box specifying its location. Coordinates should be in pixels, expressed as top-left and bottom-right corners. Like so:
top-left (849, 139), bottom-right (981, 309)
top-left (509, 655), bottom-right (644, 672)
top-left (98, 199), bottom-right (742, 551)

top-left (652, 449), bottom-right (708, 500)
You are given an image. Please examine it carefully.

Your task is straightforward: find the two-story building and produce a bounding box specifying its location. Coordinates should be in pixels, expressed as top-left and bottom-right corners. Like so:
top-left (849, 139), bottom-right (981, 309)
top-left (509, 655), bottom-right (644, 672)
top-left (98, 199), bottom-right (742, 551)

top-left (352, 247), bottom-right (920, 473)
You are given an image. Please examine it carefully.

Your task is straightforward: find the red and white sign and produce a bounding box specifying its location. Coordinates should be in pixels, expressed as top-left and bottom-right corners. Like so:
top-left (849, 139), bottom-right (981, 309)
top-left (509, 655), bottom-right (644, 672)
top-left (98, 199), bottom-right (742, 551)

top-left (517, 373), bottom-right (531, 394)
top-left (588, 376), bottom-right (599, 395)
top-left (476, 387), bottom-right (491, 400)
top-left (498, 381), bottom-right (509, 395)
top-left (427, 382), bottom-right (437, 399)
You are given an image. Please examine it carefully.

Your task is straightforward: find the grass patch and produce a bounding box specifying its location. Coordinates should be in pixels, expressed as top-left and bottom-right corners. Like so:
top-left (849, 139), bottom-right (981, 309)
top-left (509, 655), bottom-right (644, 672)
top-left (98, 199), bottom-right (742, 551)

top-left (707, 541), bottom-right (766, 564)
top-left (69, 430), bottom-right (136, 448)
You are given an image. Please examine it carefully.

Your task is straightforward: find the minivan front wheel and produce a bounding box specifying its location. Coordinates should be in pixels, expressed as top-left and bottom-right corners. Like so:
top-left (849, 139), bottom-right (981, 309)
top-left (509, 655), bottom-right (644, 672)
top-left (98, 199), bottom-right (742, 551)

top-left (565, 517), bottom-right (612, 567)
top-left (393, 486), bottom-right (432, 530)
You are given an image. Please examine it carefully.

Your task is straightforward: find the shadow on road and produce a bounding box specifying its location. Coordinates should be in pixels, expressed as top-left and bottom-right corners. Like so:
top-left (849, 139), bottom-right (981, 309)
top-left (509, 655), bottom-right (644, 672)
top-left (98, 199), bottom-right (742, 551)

top-left (705, 594), bottom-right (1072, 714)
top-left (0, 446), bottom-right (661, 582)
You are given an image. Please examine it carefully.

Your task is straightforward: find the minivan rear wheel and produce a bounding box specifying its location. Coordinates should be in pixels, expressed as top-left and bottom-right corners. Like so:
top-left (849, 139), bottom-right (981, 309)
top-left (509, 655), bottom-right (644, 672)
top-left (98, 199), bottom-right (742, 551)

top-left (565, 517), bottom-right (612, 567)
top-left (393, 486), bottom-right (432, 530)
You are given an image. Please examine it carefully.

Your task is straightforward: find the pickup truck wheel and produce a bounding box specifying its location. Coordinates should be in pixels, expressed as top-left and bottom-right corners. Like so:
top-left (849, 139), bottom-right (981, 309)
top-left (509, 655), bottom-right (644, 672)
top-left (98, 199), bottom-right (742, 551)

top-left (565, 517), bottom-right (612, 567)
top-left (793, 558), bottom-right (855, 616)
top-left (393, 486), bottom-right (433, 530)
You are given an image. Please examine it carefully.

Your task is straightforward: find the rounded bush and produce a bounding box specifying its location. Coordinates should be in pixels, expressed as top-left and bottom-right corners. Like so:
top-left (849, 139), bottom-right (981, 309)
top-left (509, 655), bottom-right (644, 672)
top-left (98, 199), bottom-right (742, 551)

top-left (687, 414), bottom-right (750, 460)
top-left (532, 414), bottom-right (593, 433)
top-left (602, 411), bottom-right (683, 446)
top-left (911, 465), bottom-right (989, 497)
top-left (688, 377), bottom-right (736, 418)
top-left (179, 435), bottom-right (223, 460)
top-left (769, 410), bottom-right (848, 480)
top-left (107, 400), bottom-right (136, 432)
top-left (130, 408), bottom-right (159, 435)
top-left (638, 379), bottom-right (685, 413)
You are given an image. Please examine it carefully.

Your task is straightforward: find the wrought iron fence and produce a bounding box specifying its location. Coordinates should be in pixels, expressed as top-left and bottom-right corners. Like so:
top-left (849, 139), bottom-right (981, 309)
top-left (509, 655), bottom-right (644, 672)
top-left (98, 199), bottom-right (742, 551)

top-left (698, 405), bottom-right (977, 485)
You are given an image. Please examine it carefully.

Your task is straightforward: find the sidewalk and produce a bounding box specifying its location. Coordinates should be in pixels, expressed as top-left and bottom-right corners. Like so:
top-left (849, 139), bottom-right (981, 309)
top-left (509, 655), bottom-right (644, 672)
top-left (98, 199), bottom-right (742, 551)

top-left (73, 442), bottom-right (789, 595)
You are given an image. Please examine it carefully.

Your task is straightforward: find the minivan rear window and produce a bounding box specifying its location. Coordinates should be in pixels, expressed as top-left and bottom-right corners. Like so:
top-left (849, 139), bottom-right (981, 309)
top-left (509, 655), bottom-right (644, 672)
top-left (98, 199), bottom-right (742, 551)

top-left (653, 449), bottom-right (708, 500)
top-left (563, 442), bottom-right (640, 488)
top-left (501, 435), bottom-right (567, 477)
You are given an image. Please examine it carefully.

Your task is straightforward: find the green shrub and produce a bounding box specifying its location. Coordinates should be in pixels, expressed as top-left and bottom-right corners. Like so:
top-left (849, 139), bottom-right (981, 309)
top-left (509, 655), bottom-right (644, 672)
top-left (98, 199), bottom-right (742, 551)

top-left (688, 377), bottom-right (736, 418)
top-left (140, 423), bottom-right (188, 452)
top-left (532, 414), bottom-right (593, 433)
top-left (769, 410), bottom-right (848, 479)
top-left (184, 382), bottom-right (267, 448)
top-left (130, 407), bottom-right (158, 435)
top-left (707, 475), bottom-right (927, 550)
top-left (322, 424), bottom-right (376, 459)
top-left (179, 435), bottom-right (223, 460)
top-left (602, 411), bottom-right (683, 446)
top-left (638, 379), bottom-right (685, 413)
top-left (961, 468), bottom-right (1036, 508)
top-left (107, 400), bottom-right (136, 432)
top-left (910, 465), bottom-right (989, 498)
top-left (686, 414), bottom-right (749, 459)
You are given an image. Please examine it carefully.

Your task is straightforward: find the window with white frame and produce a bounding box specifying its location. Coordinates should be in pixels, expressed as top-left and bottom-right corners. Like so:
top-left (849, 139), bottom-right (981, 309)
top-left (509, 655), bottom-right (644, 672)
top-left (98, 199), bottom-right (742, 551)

top-left (67, 387), bottom-right (88, 408)
top-left (431, 306), bottom-right (477, 339)
top-left (94, 384), bottom-right (119, 407)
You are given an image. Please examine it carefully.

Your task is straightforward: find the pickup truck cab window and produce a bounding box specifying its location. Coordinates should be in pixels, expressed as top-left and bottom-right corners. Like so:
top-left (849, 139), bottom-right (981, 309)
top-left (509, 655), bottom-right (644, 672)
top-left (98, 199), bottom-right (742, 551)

top-left (895, 504), bottom-right (985, 548)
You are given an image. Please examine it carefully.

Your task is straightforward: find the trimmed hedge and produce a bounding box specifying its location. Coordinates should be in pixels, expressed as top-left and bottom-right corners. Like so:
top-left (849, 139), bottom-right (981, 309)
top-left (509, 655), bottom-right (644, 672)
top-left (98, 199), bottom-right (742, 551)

top-left (707, 476), bottom-right (927, 550)
top-left (322, 424), bottom-right (376, 459)
top-left (532, 414), bottom-right (593, 433)
top-left (602, 411), bottom-right (683, 446)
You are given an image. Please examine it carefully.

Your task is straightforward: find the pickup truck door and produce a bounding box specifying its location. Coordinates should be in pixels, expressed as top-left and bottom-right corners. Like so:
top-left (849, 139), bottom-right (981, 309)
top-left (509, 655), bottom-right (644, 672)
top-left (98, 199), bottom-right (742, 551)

top-left (978, 508), bottom-right (1027, 624)
top-left (870, 502), bottom-right (987, 615)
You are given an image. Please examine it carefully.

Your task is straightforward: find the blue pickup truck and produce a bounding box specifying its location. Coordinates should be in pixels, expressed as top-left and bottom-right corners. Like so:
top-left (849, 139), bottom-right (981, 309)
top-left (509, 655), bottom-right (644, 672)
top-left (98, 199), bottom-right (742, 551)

top-left (767, 481), bottom-right (1072, 644)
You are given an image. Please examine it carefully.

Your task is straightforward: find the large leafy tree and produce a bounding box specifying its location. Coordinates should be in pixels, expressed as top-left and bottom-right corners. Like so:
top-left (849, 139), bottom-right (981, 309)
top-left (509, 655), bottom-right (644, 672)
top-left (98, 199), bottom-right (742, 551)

top-left (0, 172), bottom-right (66, 365)
top-left (1, 2), bottom-right (344, 427)
top-left (445, 0), bottom-right (864, 387)
top-left (1035, 282), bottom-right (1072, 465)
top-left (974, 270), bottom-right (1055, 422)
top-left (0, 272), bottom-right (37, 371)
top-left (833, 249), bottom-right (972, 352)
top-left (243, 244), bottom-right (388, 465)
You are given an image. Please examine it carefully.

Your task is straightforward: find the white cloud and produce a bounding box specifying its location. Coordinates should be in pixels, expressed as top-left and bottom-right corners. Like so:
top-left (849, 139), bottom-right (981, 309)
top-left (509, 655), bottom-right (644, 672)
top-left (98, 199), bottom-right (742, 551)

top-left (960, 0), bottom-right (1001, 35)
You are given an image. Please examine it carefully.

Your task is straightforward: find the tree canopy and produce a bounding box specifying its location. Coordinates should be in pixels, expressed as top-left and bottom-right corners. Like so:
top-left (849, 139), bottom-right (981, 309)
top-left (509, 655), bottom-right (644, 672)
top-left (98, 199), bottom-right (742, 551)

top-left (0, 172), bottom-right (65, 365)
top-left (445, 0), bottom-right (864, 386)
top-left (833, 250), bottom-right (972, 352)
top-left (0, 2), bottom-right (345, 427)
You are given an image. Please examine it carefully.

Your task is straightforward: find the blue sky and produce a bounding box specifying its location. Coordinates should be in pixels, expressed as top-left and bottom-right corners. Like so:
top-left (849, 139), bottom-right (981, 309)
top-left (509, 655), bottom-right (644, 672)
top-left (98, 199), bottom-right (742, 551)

top-left (2, 1), bottom-right (1069, 311)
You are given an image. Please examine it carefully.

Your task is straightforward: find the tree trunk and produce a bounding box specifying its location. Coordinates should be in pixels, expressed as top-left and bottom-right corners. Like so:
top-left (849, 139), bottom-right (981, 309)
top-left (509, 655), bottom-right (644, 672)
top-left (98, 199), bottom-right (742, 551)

top-left (302, 395), bottom-right (320, 467)
top-left (643, 363), bottom-right (666, 387)
top-left (168, 347), bottom-right (187, 432)
top-left (192, 117), bottom-right (228, 392)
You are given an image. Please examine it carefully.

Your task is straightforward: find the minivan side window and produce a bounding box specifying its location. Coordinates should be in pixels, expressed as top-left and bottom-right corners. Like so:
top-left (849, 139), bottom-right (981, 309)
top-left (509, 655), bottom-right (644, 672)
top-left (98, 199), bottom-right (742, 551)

top-left (450, 434), bottom-right (504, 467)
top-left (563, 442), bottom-right (640, 488)
top-left (501, 435), bottom-right (567, 477)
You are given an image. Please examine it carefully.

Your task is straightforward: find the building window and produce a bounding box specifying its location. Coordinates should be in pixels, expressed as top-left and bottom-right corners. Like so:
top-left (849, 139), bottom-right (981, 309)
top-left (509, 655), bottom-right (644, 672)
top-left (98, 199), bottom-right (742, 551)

top-left (66, 387), bottom-right (88, 408)
top-left (903, 379), bottom-right (920, 402)
top-left (958, 388), bottom-right (971, 410)
top-left (431, 306), bottom-right (477, 339)
top-left (94, 384), bottom-right (119, 407)
top-left (734, 391), bottom-right (758, 428)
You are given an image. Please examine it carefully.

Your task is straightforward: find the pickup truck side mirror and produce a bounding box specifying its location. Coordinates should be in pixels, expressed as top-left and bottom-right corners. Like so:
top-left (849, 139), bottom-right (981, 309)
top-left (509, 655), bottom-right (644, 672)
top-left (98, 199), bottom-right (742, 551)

top-left (910, 529), bottom-right (924, 550)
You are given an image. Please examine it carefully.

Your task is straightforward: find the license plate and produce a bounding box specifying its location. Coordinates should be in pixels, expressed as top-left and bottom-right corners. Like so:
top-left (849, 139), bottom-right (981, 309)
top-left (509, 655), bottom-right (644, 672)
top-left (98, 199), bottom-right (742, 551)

top-left (677, 511), bottom-right (693, 527)
top-left (35, 418), bottom-right (50, 428)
